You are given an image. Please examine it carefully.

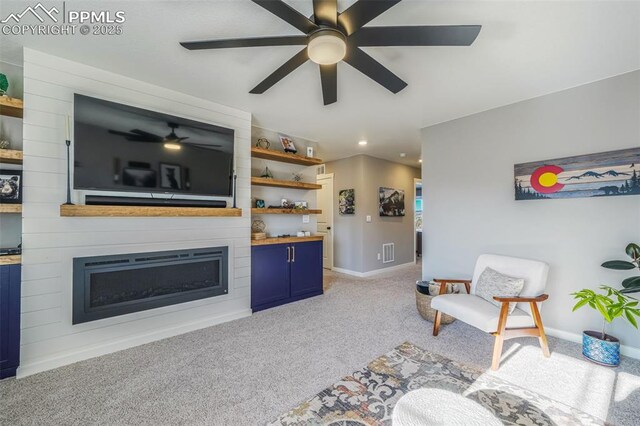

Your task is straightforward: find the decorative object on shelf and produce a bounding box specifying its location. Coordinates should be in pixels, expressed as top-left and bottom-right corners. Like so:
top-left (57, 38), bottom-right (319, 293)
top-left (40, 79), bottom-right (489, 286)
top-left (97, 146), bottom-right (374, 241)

top-left (0, 140), bottom-right (9, 150)
top-left (260, 166), bottom-right (274, 179)
top-left (339, 189), bottom-right (355, 214)
top-left (304, 231), bottom-right (311, 237)
top-left (294, 201), bottom-right (308, 210)
top-left (0, 169), bottom-right (22, 204)
top-left (0, 73), bottom-right (8, 96)
top-left (256, 138), bottom-right (270, 149)
top-left (515, 147), bottom-right (640, 201)
top-left (63, 116), bottom-right (74, 205)
top-left (297, 231), bottom-right (305, 237)
top-left (379, 187), bottom-right (405, 217)
top-left (279, 134), bottom-right (297, 154)
top-left (292, 173), bottom-right (302, 182)
top-left (571, 243), bottom-right (640, 366)
top-left (251, 219), bottom-right (266, 233)
top-left (232, 171), bottom-right (237, 209)
top-left (306, 147), bottom-right (314, 158)
top-left (255, 199), bottom-right (265, 208)
top-left (159, 163), bottom-right (182, 189)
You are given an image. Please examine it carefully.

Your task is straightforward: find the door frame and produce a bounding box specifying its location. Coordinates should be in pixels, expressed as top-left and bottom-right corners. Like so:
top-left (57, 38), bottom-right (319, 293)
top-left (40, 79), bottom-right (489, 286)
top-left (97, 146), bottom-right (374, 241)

top-left (317, 173), bottom-right (334, 270)
top-left (414, 178), bottom-right (422, 263)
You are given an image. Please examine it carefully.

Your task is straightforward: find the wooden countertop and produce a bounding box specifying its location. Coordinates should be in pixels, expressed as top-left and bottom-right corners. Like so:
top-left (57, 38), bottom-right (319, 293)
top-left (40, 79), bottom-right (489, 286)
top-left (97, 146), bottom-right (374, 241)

top-left (251, 235), bottom-right (324, 246)
top-left (0, 255), bottom-right (21, 265)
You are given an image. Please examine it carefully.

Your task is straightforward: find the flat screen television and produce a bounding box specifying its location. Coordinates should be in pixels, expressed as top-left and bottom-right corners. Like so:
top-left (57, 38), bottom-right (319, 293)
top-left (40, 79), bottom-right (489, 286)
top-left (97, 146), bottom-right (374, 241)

top-left (73, 94), bottom-right (235, 197)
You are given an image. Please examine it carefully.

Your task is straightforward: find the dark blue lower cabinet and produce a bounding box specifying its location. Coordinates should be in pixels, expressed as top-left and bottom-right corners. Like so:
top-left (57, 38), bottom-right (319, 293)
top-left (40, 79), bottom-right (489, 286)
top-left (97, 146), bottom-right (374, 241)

top-left (251, 241), bottom-right (323, 312)
top-left (1, 264), bottom-right (21, 379)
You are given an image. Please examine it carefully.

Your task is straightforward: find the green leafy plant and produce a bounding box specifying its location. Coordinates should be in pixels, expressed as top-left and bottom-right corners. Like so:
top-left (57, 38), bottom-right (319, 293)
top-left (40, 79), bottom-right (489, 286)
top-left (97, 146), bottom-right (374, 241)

top-left (601, 243), bottom-right (640, 294)
top-left (572, 286), bottom-right (640, 340)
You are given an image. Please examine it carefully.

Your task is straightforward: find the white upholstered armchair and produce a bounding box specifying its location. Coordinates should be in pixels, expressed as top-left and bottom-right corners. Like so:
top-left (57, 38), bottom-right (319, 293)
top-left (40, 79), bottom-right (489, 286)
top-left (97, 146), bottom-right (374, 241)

top-left (431, 254), bottom-right (550, 370)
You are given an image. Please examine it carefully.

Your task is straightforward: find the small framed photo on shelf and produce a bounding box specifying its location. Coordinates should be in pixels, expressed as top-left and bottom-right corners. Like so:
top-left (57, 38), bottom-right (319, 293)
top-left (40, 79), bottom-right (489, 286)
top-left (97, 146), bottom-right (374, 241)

top-left (306, 147), bottom-right (314, 158)
top-left (0, 169), bottom-right (22, 204)
top-left (160, 163), bottom-right (183, 190)
top-left (279, 134), bottom-right (297, 154)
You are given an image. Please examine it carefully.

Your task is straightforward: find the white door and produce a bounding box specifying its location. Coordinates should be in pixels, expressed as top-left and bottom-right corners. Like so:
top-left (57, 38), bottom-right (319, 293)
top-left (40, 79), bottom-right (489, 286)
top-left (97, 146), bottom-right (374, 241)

top-left (317, 173), bottom-right (334, 269)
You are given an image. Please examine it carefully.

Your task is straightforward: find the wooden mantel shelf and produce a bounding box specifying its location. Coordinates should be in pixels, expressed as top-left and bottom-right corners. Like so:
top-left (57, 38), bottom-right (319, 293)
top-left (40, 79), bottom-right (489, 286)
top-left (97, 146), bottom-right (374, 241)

top-left (251, 147), bottom-right (323, 166)
top-left (0, 255), bottom-right (21, 265)
top-left (60, 205), bottom-right (242, 217)
top-left (251, 235), bottom-right (324, 246)
top-left (0, 149), bottom-right (23, 164)
top-left (0, 96), bottom-right (24, 118)
top-left (251, 208), bottom-right (321, 215)
top-left (251, 176), bottom-right (321, 190)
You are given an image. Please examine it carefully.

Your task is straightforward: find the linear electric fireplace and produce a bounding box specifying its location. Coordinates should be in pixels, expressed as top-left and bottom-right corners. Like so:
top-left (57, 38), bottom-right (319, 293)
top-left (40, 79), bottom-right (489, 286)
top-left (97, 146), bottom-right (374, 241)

top-left (73, 247), bottom-right (228, 324)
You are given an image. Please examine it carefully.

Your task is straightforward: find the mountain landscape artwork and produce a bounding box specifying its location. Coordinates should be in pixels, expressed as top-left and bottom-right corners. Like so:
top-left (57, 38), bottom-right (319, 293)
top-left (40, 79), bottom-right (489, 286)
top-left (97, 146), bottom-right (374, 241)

top-left (514, 147), bottom-right (640, 200)
top-left (379, 187), bottom-right (405, 216)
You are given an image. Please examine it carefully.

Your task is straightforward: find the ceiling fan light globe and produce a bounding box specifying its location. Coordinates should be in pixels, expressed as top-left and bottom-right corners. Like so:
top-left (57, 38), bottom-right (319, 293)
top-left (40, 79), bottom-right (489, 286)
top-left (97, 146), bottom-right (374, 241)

top-left (308, 30), bottom-right (346, 65)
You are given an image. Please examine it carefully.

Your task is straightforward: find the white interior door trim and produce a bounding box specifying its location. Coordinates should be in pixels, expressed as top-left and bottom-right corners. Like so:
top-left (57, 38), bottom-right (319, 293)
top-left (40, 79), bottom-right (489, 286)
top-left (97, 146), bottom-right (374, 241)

top-left (317, 173), bottom-right (334, 270)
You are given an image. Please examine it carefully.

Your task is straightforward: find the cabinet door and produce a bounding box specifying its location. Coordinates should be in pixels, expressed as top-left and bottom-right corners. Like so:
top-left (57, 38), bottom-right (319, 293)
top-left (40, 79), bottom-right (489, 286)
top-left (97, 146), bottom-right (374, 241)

top-left (251, 244), bottom-right (290, 310)
top-left (0, 264), bottom-right (21, 378)
top-left (290, 241), bottom-right (323, 297)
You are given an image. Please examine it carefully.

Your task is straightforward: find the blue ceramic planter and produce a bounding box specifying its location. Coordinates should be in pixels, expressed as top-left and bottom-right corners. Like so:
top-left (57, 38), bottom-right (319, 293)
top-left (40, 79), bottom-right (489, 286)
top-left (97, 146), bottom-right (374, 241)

top-left (582, 330), bottom-right (620, 367)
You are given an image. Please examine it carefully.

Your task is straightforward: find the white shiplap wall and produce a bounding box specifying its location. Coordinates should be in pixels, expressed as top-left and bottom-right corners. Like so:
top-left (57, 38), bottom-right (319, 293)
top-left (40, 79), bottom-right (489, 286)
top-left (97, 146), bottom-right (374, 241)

top-left (19, 48), bottom-right (252, 377)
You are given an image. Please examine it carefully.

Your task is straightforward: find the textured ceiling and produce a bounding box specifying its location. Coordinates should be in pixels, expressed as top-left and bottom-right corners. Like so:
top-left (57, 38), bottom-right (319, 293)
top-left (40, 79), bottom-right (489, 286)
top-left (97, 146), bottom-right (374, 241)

top-left (1, 0), bottom-right (639, 166)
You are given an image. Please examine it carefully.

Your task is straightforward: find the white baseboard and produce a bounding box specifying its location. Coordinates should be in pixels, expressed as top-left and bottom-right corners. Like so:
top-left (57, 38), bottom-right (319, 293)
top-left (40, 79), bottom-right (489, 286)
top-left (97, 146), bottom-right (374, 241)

top-left (17, 309), bottom-right (252, 379)
top-left (332, 261), bottom-right (415, 278)
top-left (546, 326), bottom-right (640, 360)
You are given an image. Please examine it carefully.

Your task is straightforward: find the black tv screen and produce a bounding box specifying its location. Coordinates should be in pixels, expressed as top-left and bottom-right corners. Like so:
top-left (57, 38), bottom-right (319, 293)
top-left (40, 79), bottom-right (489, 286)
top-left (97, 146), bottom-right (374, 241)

top-left (73, 94), bottom-right (234, 197)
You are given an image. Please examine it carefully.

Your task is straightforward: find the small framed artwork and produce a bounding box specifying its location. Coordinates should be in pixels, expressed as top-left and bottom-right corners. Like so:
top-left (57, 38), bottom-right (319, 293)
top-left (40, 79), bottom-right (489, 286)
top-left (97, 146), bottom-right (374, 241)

top-left (279, 134), bottom-right (297, 154)
top-left (160, 163), bottom-right (183, 190)
top-left (122, 168), bottom-right (157, 188)
top-left (339, 189), bottom-right (355, 214)
top-left (306, 147), bottom-right (314, 158)
top-left (379, 187), bottom-right (405, 217)
top-left (0, 169), bottom-right (22, 204)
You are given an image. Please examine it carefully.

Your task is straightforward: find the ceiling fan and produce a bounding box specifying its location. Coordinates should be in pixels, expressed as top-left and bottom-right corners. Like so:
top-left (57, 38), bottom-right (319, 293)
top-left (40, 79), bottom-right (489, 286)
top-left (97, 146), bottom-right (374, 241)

top-left (180, 0), bottom-right (481, 105)
top-left (108, 123), bottom-right (220, 150)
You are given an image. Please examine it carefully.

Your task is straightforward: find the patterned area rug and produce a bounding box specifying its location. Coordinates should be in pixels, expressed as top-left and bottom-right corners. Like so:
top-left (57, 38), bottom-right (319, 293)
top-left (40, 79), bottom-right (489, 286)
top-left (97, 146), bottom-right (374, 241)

top-left (269, 342), bottom-right (605, 425)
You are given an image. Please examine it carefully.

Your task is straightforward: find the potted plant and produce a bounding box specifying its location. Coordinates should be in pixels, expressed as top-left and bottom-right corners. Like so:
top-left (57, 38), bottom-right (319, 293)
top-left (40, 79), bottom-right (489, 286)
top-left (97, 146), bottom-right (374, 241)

top-left (571, 243), bottom-right (640, 366)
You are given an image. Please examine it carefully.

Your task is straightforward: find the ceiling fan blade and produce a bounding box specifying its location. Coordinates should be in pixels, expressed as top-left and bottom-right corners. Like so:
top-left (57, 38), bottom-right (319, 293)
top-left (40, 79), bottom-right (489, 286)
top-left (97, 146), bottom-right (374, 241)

top-left (343, 45), bottom-right (407, 93)
top-left (313, 0), bottom-right (337, 27)
top-left (252, 0), bottom-right (319, 34)
top-left (176, 137), bottom-right (190, 142)
top-left (352, 25), bottom-right (482, 46)
top-left (319, 64), bottom-right (337, 105)
top-left (338, 0), bottom-right (401, 36)
top-left (130, 129), bottom-right (164, 142)
top-left (180, 36), bottom-right (307, 50)
top-left (108, 129), bottom-right (137, 137)
top-left (250, 48), bottom-right (309, 94)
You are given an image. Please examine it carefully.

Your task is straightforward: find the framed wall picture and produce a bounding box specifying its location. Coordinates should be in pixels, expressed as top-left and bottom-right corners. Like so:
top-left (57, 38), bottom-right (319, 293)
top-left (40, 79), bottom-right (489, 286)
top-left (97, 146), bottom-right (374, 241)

top-left (122, 168), bottom-right (157, 188)
top-left (339, 189), bottom-right (355, 214)
top-left (379, 187), bottom-right (405, 216)
top-left (279, 134), bottom-right (297, 154)
top-left (514, 147), bottom-right (640, 200)
top-left (0, 169), bottom-right (22, 204)
top-left (160, 163), bottom-right (183, 190)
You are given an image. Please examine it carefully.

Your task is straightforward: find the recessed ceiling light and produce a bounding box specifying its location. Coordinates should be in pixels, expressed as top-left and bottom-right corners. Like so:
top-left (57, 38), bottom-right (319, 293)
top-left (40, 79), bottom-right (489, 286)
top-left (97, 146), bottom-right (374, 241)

top-left (400, 153), bottom-right (406, 158)
top-left (359, 140), bottom-right (367, 146)
top-left (418, 159), bottom-right (422, 163)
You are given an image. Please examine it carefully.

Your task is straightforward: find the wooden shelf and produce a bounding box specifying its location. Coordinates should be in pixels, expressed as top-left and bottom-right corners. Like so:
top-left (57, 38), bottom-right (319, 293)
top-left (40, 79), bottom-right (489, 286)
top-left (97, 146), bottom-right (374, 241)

top-left (252, 208), bottom-right (321, 215)
top-left (251, 147), bottom-right (323, 166)
top-left (0, 149), bottom-right (23, 164)
top-left (0, 255), bottom-right (21, 265)
top-left (0, 204), bottom-right (21, 214)
top-left (251, 235), bottom-right (323, 246)
top-left (60, 205), bottom-right (242, 217)
top-left (0, 96), bottom-right (24, 118)
top-left (251, 176), bottom-right (321, 190)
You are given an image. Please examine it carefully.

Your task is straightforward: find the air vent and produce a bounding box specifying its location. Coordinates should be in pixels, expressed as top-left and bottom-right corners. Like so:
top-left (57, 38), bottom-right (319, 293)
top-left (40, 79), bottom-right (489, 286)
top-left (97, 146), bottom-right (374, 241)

top-left (382, 243), bottom-right (395, 264)
top-left (317, 164), bottom-right (326, 175)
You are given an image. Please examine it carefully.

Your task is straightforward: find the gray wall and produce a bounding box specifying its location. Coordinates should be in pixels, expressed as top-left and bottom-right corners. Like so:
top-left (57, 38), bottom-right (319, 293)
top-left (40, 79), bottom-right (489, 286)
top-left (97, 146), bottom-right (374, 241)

top-left (421, 70), bottom-right (640, 350)
top-left (326, 155), bottom-right (420, 274)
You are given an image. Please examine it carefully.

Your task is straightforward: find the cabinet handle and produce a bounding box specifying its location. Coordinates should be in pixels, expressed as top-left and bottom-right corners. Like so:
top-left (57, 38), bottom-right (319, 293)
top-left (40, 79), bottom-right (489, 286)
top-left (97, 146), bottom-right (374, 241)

top-left (291, 246), bottom-right (295, 262)
top-left (286, 246), bottom-right (290, 263)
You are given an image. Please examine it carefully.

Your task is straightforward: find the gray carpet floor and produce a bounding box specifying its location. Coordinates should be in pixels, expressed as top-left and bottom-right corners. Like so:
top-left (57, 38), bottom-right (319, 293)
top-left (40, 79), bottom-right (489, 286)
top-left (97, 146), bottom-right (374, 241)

top-left (1, 264), bottom-right (639, 425)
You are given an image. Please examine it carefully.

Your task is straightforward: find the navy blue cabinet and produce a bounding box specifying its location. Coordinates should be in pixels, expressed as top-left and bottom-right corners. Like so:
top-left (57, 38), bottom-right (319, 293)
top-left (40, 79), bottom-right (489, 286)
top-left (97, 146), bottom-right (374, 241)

top-left (251, 240), bottom-right (323, 312)
top-left (1, 264), bottom-right (21, 379)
